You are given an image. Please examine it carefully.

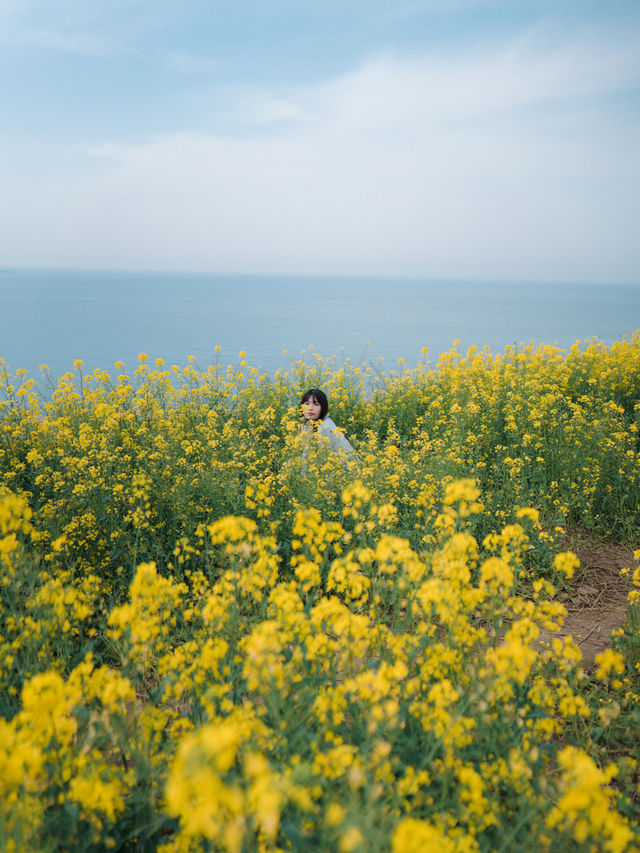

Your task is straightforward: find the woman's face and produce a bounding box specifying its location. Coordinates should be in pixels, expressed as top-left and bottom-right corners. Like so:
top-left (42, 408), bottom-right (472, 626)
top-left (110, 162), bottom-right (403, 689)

top-left (302, 396), bottom-right (322, 421)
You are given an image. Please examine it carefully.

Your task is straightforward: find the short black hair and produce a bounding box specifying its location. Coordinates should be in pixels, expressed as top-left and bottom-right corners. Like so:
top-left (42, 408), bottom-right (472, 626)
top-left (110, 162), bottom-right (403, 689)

top-left (300, 388), bottom-right (329, 420)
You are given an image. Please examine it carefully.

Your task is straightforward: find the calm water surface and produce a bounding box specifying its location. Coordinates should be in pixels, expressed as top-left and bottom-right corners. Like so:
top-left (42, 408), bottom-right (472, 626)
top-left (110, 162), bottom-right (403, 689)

top-left (1, 268), bottom-right (639, 382)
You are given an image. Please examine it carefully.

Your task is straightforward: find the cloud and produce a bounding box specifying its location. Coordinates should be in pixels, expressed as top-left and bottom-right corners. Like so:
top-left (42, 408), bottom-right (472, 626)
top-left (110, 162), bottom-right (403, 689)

top-left (237, 28), bottom-right (640, 134)
top-left (2, 27), bottom-right (639, 281)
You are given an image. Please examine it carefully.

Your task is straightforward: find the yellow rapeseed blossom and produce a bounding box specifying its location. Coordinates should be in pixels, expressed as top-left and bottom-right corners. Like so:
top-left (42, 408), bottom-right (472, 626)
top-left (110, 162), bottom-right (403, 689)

top-left (547, 747), bottom-right (634, 852)
top-left (553, 551), bottom-right (580, 580)
top-left (2, 337), bottom-right (640, 850)
top-left (392, 818), bottom-right (467, 853)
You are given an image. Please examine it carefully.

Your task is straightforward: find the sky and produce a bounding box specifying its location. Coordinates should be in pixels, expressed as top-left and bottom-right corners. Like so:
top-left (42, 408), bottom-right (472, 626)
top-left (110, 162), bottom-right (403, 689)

top-left (1, 0), bottom-right (639, 282)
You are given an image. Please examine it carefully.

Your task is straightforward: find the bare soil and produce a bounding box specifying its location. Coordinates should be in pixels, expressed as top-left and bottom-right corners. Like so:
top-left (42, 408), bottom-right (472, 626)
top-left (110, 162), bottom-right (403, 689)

top-left (547, 530), bottom-right (638, 667)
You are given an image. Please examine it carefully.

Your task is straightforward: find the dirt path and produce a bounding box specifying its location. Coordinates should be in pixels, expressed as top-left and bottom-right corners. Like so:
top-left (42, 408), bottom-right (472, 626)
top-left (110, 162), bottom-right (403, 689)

top-left (550, 533), bottom-right (637, 667)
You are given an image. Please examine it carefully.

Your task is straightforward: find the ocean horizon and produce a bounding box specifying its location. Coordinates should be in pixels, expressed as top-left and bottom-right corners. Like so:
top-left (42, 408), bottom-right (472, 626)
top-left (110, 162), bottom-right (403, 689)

top-left (2, 267), bottom-right (639, 384)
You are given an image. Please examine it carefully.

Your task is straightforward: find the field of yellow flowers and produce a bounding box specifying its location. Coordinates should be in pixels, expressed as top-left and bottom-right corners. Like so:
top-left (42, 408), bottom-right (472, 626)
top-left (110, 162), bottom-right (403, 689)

top-left (1, 336), bottom-right (639, 851)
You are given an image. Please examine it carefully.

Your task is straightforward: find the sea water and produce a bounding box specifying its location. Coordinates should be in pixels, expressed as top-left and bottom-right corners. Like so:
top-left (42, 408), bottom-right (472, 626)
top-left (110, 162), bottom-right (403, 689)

top-left (1, 268), bottom-right (639, 382)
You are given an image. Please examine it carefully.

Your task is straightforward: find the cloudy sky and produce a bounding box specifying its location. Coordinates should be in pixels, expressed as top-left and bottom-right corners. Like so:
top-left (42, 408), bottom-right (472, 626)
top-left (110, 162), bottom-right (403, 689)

top-left (1, 0), bottom-right (639, 282)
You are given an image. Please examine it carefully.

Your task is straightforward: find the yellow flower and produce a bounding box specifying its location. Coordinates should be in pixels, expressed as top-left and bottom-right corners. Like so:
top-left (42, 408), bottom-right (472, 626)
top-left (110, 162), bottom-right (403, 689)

top-left (326, 802), bottom-right (346, 827)
top-left (68, 775), bottom-right (125, 821)
top-left (553, 552), bottom-right (580, 579)
top-left (339, 826), bottom-right (364, 852)
top-left (547, 746), bottom-right (633, 852)
top-left (594, 649), bottom-right (625, 683)
top-left (392, 819), bottom-right (460, 853)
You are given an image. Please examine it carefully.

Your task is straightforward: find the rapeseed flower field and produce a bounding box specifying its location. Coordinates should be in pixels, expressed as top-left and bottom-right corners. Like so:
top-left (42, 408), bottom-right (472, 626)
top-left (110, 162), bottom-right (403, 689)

top-left (1, 336), bottom-right (639, 851)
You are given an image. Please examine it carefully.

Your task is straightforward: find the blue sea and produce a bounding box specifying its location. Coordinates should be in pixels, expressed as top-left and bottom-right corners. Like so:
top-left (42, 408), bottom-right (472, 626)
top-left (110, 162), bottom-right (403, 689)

top-left (1, 268), bottom-right (639, 382)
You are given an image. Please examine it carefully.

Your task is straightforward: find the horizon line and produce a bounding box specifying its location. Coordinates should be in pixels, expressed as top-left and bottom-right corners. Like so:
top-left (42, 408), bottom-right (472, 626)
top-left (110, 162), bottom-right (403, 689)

top-left (2, 264), bottom-right (640, 289)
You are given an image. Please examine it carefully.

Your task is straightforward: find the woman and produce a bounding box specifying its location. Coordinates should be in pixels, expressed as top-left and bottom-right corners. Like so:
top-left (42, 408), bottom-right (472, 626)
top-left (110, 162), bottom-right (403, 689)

top-left (300, 388), bottom-right (356, 460)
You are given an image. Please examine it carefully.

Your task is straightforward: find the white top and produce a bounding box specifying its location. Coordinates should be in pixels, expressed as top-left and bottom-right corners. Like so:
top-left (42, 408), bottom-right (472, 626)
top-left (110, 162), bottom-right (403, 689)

top-left (316, 416), bottom-right (356, 458)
